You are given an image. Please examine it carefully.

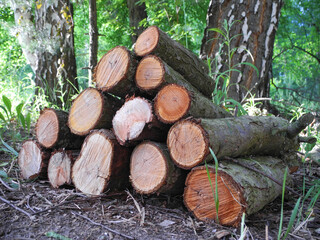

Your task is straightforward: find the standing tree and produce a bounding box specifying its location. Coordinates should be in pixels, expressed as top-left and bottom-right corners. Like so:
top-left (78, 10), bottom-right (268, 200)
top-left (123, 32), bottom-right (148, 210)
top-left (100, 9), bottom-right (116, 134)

top-left (88, 0), bottom-right (98, 86)
top-left (201, 0), bottom-right (283, 103)
top-left (10, 0), bottom-right (78, 108)
top-left (127, 0), bottom-right (147, 43)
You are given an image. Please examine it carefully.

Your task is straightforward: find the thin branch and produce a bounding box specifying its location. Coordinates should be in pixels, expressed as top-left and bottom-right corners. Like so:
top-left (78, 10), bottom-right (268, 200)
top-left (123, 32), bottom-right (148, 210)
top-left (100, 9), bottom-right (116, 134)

top-left (293, 45), bottom-right (320, 65)
top-left (0, 195), bottom-right (35, 220)
top-left (223, 157), bottom-right (300, 196)
top-left (72, 212), bottom-right (135, 240)
top-left (0, 177), bottom-right (16, 191)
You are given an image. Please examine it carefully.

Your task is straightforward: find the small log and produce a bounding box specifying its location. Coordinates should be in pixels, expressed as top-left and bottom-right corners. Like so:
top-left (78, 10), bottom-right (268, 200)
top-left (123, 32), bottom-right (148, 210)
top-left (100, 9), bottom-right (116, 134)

top-left (184, 156), bottom-right (292, 227)
top-left (36, 108), bottom-right (84, 149)
top-left (112, 97), bottom-right (168, 146)
top-left (72, 129), bottom-right (131, 195)
top-left (94, 46), bottom-right (138, 97)
top-left (134, 26), bottom-right (215, 98)
top-left (154, 83), bottom-right (232, 124)
top-left (68, 88), bottom-right (123, 136)
top-left (18, 140), bottom-right (51, 180)
top-left (48, 150), bottom-right (79, 188)
top-left (167, 116), bottom-right (300, 169)
top-left (130, 141), bottom-right (186, 195)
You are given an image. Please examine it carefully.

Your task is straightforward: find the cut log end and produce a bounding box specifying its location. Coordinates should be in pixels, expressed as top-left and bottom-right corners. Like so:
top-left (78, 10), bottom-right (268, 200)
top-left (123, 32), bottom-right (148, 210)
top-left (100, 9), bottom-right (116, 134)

top-left (48, 151), bottom-right (73, 188)
top-left (94, 46), bottom-right (130, 91)
top-left (135, 55), bottom-right (165, 91)
top-left (72, 130), bottom-right (114, 195)
top-left (68, 88), bottom-right (104, 136)
top-left (134, 26), bottom-right (159, 56)
top-left (112, 97), bottom-right (153, 145)
top-left (154, 84), bottom-right (191, 123)
top-left (36, 108), bottom-right (59, 148)
top-left (18, 141), bottom-right (47, 179)
top-left (167, 119), bottom-right (209, 169)
top-left (184, 166), bottom-right (245, 227)
top-left (130, 142), bottom-right (167, 194)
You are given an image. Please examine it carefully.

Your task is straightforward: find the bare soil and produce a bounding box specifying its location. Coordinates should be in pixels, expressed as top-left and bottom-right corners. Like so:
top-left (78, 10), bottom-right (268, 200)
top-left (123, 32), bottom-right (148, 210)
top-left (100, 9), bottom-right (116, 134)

top-left (0, 151), bottom-right (319, 240)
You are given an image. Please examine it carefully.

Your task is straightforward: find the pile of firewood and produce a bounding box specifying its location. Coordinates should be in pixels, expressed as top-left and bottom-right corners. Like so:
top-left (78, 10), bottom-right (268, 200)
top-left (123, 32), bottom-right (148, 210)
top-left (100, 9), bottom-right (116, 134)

top-left (18, 26), bottom-right (314, 227)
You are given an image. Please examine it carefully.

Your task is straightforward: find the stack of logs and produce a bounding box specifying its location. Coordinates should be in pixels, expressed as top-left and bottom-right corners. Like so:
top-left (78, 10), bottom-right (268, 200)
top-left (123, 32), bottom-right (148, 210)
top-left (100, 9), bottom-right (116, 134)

top-left (18, 26), bottom-right (314, 227)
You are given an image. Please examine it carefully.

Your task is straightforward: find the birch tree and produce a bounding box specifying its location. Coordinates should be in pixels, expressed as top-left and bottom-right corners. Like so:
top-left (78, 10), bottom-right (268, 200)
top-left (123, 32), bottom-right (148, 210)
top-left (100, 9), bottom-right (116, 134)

top-left (201, 0), bottom-right (283, 103)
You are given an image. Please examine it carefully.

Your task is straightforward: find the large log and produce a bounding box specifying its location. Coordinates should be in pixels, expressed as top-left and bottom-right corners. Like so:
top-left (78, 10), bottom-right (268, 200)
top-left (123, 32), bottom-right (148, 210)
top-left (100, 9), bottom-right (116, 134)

top-left (36, 108), bottom-right (84, 149)
top-left (154, 83), bottom-right (232, 124)
top-left (68, 88), bottom-right (123, 136)
top-left (167, 116), bottom-right (306, 169)
top-left (130, 141), bottom-right (186, 195)
top-left (112, 97), bottom-right (168, 146)
top-left (184, 156), bottom-right (292, 226)
top-left (94, 46), bottom-right (138, 97)
top-left (134, 26), bottom-right (215, 98)
top-left (135, 55), bottom-right (232, 123)
top-left (48, 150), bottom-right (78, 188)
top-left (72, 129), bottom-right (131, 195)
top-left (18, 140), bottom-right (51, 179)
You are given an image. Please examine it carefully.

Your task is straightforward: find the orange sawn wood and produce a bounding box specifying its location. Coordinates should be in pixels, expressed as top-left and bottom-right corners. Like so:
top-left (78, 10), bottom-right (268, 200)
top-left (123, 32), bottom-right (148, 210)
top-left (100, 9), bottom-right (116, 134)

top-left (68, 88), bottom-right (122, 136)
top-left (72, 129), bottom-right (131, 196)
top-left (94, 46), bottom-right (138, 97)
top-left (130, 141), bottom-right (186, 195)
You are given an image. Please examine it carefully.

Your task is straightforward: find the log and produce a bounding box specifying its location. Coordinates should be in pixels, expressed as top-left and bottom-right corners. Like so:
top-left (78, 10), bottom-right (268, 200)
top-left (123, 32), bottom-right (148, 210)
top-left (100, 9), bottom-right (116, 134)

top-left (72, 129), bottom-right (131, 195)
top-left (94, 46), bottom-right (138, 97)
top-left (130, 141), bottom-right (186, 195)
top-left (112, 97), bottom-right (168, 146)
top-left (134, 26), bottom-right (215, 98)
top-left (184, 156), bottom-right (292, 226)
top-left (154, 83), bottom-right (232, 124)
top-left (68, 87), bottom-right (123, 136)
top-left (18, 140), bottom-right (51, 180)
top-left (167, 116), bottom-right (300, 169)
top-left (36, 108), bottom-right (84, 149)
top-left (48, 150), bottom-right (78, 188)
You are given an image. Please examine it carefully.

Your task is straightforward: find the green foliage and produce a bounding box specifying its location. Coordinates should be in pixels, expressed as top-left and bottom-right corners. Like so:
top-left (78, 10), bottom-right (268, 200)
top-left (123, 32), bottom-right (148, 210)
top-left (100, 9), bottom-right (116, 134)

top-left (272, 0), bottom-right (320, 114)
top-left (45, 231), bottom-right (72, 240)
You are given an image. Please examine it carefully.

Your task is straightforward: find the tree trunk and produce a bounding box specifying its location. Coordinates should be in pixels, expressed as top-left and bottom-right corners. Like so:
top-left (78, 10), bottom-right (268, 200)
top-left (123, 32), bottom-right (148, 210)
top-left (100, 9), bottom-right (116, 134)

top-left (18, 141), bottom-right (51, 180)
top-left (200, 0), bottom-right (283, 102)
top-left (134, 26), bottom-right (215, 98)
top-left (34, 0), bottom-right (78, 107)
top-left (88, 0), bottom-right (98, 86)
top-left (167, 115), bottom-right (311, 169)
top-left (68, 88), bottom-right (123, 136)
top-left (94, 46), bottom-right (138, 97)
top-left (36, 108), bottom-right (84, 149)
top-left (154, 83), bottom-right (232, 124)
top-left (184, 156), bottom-right (292, 226)
top-left (48, 150), bottom-right (78, 188)
top-left (72, 129), bottom-right (131, 195)
top-left (112, 97), bottom-right (168, 146)
top-left (130, 141), bottom-right (186, 195)
top-left (127, 0), bottom-right (147, 43)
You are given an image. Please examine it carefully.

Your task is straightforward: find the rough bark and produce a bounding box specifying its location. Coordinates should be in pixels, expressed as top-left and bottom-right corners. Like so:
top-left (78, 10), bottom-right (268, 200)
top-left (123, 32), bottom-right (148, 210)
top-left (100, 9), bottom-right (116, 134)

top-left (34, 0), bottom-right (78, 107)
top-left (72, 129), bottom-right (131, 195)
top-left (167, 116), bottom-right (305, 169)
top-left (48, 150), bottom-right (78, 188)
top-left (130, 141), bottom-right (186, 195)
top-left (94, 46), bottom-right (138, 97)
top-left (88, 0), bottom-right (98, 86)
top-left (112, 97), bottom-right (168, 146)
top-left (127, 0), bottom-right (147, 43)
top-left (18, 140), bottom-right (51, 180)
top-left (36, 108), bottom-right (84, 149)
top-left (200, 0), bottom-right (283, 102)
top-left (184, 156), bottom-right (292, 226)
top-left (134, 26), bottom-right (215, 98)
top-left (68, 88), bottom-right (123, 136)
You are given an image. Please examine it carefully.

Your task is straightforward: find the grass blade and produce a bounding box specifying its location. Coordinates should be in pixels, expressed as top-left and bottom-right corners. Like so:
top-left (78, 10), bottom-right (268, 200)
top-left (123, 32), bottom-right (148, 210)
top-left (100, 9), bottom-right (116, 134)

top-left (278, 167), bottom-right (288, 240)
